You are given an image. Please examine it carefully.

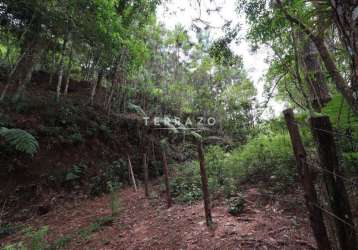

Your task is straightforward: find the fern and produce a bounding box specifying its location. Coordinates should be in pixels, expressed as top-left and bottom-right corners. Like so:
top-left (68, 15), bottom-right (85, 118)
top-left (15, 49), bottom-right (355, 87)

top-left (128, 103), bottom-right (146, 116)
top-left (0, 127), bottom-right (39, 156)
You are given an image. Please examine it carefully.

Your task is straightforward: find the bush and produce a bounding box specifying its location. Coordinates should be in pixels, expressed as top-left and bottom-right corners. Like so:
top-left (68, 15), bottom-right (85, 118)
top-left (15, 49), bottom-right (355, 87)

top-left (67, 132), bottom-right (84, 145)
top-left (170, 162), bottom-right (202, 203)
top-left (343, 152), bottom-right (358, 174)
top-left (0, 224), bottom-right (16, 239)
top-left (226, 133), bottom-right (297, 190)
top-left (90, 160), bottom-right (128, 196)
top-left (227, 196), bottom-right (245, 216)
top-left (24, 226), bottom-right (49, 250)
top-left (170, 133), bottom-right (298, 204)
top-left (63, 163), bottom-right (87, 189)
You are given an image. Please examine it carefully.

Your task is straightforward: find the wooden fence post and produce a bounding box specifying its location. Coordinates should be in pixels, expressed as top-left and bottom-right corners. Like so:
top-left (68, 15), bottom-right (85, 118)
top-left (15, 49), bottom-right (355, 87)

top-left (283, 109), bottom-right (331, 250)
top-left (143, 153), bottom-right (149, 197)
top-left (161, 150), bottom-right (172, 208)
top-left (127, 154), bottom-right (137, 192)
top-left (196, 139), bottom-right (213, 227)
top-left (310, 115), bottom-right (357, 250)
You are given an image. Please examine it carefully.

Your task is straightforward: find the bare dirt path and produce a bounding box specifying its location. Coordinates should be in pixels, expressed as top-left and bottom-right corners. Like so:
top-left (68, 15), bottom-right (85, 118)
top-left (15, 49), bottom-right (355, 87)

top-left (3, 186), bottom-right (316, 250)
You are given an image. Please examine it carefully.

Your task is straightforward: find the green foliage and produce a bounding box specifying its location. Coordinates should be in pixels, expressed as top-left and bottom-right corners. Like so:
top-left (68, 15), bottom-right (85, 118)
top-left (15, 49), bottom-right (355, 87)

top-left (49, 235), bottom-right (72, 250)
top-left (78, 216), bottom-right (113, 240)
top-left (128, 103), bottom-right (146, 116)
top-left (107, 181), bottom-right (121, 217)
top-left (0, 113), bottom-right (14, 128)
top-left (0, 224), bottom-right (16, 240)
top-left (0, 127), bottom-right (39, 156)
top-left (209, 37), bottom-right (241, 66)
top-left (226, 133), bottom-right (297, 190)
top-left (343, 152), bottom-right (358, 174)
top-left (170, 162), bottom-right (203, 203)
top-left (90, 160), bottom-right (128, 196)
top-left (227, 196), bottom-right (246, 216)
top-left (2, 242), bottom-right (26, 250)
top-left (65, 163), bottom-right (87, 182)
top-left (170, 153), bottom-right (238, 204)
top-left (23, 226), bottom-right (49, 250)
top-left (49, 216), bottom-right (113, 249)
top-left (67, 132), bottom-right (84, 145)
top-left (64, 163), bottom-right (87, 190)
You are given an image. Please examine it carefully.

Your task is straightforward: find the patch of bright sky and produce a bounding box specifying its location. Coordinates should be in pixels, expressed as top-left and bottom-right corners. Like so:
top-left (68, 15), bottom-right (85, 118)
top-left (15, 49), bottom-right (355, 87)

top-left (157, 0), bottom-right (284, 117)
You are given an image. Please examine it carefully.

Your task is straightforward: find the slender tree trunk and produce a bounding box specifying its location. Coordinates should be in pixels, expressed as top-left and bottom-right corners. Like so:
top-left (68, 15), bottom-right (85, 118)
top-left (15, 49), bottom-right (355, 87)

top-left (56, 34), bottom-right (69, 102)
top-left (143, 153), bottom-right (149, 197)
top-left (310, 116), bottom-right (357, 250)
top-left (90, 69), bottom-right (104, 105)
top-left (10, 37), bottom-right (46, 102)
top-left (127, 154), bottom-right (137, 192)
top-left (63, 47), bottom-right (73, 97)
top-left (83, 51), bottom-right (93, 81)
top-left (161, 150), bottom-right (172, 208)
top-left (49, 49), bottom-right (56, 86)
top-left (196, 139), bottom-right (213, 227)
top-left (0, 50), bottom-right (27, 102)
top-left (284, 109), bottom-right (331, 250)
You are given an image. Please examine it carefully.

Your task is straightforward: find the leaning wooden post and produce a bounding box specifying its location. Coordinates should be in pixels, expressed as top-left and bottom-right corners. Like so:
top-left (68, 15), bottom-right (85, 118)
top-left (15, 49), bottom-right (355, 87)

top-left (161, 141), bottom-right (172, 208)
top-left (196, 137), bottom-right (213, 227)
top-left (127, 154), bottom-right (137, 192)
top-left (310, 115), bottom-right (357, 250)
top-left (283, 109), bottom-right (331, 250)
top-left (143, 153), bottom-right (149, 197)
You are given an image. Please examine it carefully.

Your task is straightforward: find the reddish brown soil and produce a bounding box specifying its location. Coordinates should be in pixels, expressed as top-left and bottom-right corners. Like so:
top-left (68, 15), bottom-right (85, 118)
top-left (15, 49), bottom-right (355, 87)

top-left (2, 186), bottom-right (316, 250)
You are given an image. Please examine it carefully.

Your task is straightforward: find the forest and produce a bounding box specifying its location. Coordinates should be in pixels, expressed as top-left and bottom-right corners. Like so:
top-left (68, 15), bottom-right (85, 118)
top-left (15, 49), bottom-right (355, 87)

top-left (0, 0), bottom-right (357, 249)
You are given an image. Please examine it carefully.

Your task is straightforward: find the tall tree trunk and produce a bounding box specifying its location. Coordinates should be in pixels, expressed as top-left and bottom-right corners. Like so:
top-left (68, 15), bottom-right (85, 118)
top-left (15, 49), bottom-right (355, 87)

top-left (11, 36), bottom-right (46, 102)
top-left (56, 34), bottom-right (69, 102)
top-left (300, 36), bottom-right (331, 111)
top-left (276, 0), bottom-right (358, 116)
top-left (0, 51), bottom-right (27, 102)
top-left (310, 116), bottom-right (357, 250)
top-left (106, 63), bottom-right (121, 113)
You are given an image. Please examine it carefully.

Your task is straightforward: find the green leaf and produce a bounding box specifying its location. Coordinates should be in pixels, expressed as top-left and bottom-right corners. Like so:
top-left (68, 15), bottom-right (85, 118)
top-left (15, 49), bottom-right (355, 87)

top-left (0, 127), bottom-right (39, 156)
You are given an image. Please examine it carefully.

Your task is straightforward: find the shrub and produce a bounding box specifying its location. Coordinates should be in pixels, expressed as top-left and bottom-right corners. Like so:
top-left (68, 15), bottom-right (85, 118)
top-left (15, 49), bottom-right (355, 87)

top-left (227, 196), bottom-right (245, 216)
top-left (67, 132), bottom-right (84, 145)
top-left (226, 133), bottom-right (297, 190)
top-left (64, 163), bottom-right (87, 189)
top-left (24, 226), bottom-right (49, 250)
top-left (2, 242), bottom-right (26, 250)
top-left (170, 162), bottom-right (202, 203)
top-left (107, 181), bottom-right (121, 217)
top-left (343, 152), bottom-right (358, 174)
top-left (90, 160), bottom-right (128, 196)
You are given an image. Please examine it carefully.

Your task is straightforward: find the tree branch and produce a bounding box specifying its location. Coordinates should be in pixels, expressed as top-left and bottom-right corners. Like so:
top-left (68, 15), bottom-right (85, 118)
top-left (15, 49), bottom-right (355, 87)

top-left (275, 0), bottom-right (358, 116)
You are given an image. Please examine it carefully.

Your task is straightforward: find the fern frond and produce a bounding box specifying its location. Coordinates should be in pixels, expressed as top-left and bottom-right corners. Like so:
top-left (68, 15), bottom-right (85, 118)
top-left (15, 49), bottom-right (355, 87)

top-left (0, 127), bottom-right (39, 156)
top-left (128, 103), bottom-right (146, 116)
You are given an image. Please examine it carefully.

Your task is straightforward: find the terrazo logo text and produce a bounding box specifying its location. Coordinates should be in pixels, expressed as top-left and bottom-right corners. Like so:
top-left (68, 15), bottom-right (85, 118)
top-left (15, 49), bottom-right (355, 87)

top-left (143, 116), bottom-right (216, 130)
